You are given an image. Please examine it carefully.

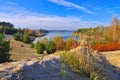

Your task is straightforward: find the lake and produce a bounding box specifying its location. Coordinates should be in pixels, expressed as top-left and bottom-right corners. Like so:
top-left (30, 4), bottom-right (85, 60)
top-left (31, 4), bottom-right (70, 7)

top-left (5, 31), bottom-right (77, 43)
top-left (33, 31), bottom-right (74, 43)
top-left (5, 35), bottom-right (13, 40)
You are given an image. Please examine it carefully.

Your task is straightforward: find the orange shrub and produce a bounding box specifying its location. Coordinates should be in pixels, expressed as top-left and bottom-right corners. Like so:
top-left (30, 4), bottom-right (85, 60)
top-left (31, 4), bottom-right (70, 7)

top-left (91, 42), bottom-right (120, 52)
top-left (53, 36), bottom-right (65, 50)
top-left (65, 38), bottom-right (77, 50)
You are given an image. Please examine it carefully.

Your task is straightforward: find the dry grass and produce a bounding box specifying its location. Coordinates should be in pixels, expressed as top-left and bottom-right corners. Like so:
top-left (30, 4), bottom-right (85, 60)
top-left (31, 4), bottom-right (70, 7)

top-left (60, 51), bottom-right (110, 80)
top-left (9, 40), bottom-right (41, 60)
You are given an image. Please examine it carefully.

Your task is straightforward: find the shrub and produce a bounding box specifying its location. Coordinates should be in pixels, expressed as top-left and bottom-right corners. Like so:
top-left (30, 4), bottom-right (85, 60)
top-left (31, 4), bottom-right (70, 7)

top-left (102, 36), bottom-right (110, 43)
top-left (35, 41), bottom-right (44, 54)
top-left (13, 32), bottom-right (23, 41)
top-left (65, 38), bottom-right (76, 50)
top-left (37, 45), bottom-right (44, 54)
top-left (41, 38), bottom-right (48, 45)
top-left (30, 43), bottom-right (34, 48)
top-left (23, 28), bottom-right (35, 36)
top-left (14, 32), bottom-right (32, 44)
top-left (45, 40), bottom-right (56, 54)
top-left (23, 32), bottom-right (30, 43)
top-left (91, 42), bottom-right (120, 52)
top-left (60, 51), bottom-right (110, 80)
top-left (53, 36), bottom-right (65, 50)
top-left (0, 34), bottom-right (11, 63)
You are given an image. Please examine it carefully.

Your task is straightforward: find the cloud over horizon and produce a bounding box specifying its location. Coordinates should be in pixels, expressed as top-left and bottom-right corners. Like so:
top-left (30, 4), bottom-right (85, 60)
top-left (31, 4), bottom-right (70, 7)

top-left (0, 3), bottom-right (100, 30)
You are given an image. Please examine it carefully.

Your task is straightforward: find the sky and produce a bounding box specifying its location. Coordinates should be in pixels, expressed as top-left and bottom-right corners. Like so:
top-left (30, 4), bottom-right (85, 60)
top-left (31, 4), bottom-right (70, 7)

top-left (0, 0), bottom-right (120, 30)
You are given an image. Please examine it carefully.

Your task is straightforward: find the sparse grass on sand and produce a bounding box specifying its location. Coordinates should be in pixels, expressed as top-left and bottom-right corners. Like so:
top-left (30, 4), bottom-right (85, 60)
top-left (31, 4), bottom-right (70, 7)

top-left (101, 51), bottom-right (120, 68)
top-left (9, 40), bottom-right (41, 60)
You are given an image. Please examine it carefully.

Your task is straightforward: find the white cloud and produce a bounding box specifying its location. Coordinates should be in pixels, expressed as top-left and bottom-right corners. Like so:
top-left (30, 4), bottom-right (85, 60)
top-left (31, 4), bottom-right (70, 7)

top-left (48, 0), bottom-right (96, 15)
top-left (0, 6), bottom-right (100, 30)
top-left (7, 1), bottom-right (18, 5)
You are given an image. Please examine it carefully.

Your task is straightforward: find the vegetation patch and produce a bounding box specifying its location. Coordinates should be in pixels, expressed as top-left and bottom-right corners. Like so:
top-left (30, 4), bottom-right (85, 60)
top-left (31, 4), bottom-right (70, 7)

top-left (45, 40), bottom-right (56, 54)
top-left (91, 42), bottom-right (120, 52)
top-left (60, 51), bottom-right (111, 80)
top-left (0, 34), bottom-right (11, 63)
top-left (35, 41), bottom-right (45, 54)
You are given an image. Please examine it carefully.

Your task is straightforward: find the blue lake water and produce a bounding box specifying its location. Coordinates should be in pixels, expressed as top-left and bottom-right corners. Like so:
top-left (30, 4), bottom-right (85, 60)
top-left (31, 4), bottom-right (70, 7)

top-left (34, 31), bottom-right (74, 43)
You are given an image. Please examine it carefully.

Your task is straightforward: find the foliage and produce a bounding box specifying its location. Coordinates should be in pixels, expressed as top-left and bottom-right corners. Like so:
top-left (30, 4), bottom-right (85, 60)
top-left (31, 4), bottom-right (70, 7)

top-left (91, 42), bottom-right (120, 52)
top-left (75, 16), bottom-right (120, 45)
top-left (13, 32), bottom-right (23, 41)
top-left (0, 22), bottom-right (18, 34)
top-left (23, 32), bottom-right (30, 43)
top-left (102, 36), bottom-right (110, 43)
top-left (39, 29), bottom-right (49, 33)
top-left (23, 28), bottom-right (35, 36)
top-left (65, 38), bottom-right (76, 50)
top-left (53, 36), bottom-right (65, 50)
top-left (35, 41), bottom-right (44, 54)
top-left (0, 34), bottom-right (11, 63)
top-left (75, 28), bottom-right (90, 34)
top-left (0, 22), bottom-right (14, 28)
top-left (13, 32), bottom-right (32, 44)
top-left (60, 51), bottom-right (110, 80)
top-left (110, 16), bottom-right (120, 41)
top-left (6, 27), bottom-right (17, 34)
top-left (34, 37), bottom-right (79, 54)
top-left (18, 28), bottom-right (24, 34)
top-left (41, 38), bottom-right (48, 45)
top-left (45, 40), bottom-right (56, 54)
top-left (30, 43), bottom-right (34, 48)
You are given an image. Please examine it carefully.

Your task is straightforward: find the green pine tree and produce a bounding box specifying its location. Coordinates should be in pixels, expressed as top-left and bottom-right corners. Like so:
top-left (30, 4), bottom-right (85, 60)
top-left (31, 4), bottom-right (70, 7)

top-left (23, 32), bottom-right (30, 43)
top-left (0, 34), bottom-right (11, 63)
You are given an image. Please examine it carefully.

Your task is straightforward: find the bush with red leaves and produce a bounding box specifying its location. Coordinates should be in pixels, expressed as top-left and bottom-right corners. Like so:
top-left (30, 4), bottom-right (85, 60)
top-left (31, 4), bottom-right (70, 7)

top-left (91, 42), bottom-right (120, 52)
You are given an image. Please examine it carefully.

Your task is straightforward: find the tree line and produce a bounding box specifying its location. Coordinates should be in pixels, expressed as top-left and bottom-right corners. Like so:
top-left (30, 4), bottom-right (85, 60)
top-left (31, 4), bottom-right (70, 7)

top-left (75, 16), bottom-right (120, 52)
top-left (0, 22), bottom-right (18, 34)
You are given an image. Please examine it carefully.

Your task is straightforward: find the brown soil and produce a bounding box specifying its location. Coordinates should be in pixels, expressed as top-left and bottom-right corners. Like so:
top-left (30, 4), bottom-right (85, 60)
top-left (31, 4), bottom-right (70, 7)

top-left (9, 40), bottom-right (41, 60)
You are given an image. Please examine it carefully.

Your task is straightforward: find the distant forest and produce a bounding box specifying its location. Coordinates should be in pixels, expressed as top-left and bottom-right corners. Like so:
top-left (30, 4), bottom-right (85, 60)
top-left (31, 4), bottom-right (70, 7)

top-left (0, 21), bottom-right (49, 35)
top-left (75, 16), bottom-right (120, 43)
top-left (74, 17), bottom-right (120, 52)
top-left (0, 22), bottom-right (18, 34)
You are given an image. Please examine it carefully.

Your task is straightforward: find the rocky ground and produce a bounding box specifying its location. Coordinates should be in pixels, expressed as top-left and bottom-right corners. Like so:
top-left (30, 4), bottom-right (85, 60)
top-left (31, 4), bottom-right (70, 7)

top-left (0, 54), bottom-right (89, 80)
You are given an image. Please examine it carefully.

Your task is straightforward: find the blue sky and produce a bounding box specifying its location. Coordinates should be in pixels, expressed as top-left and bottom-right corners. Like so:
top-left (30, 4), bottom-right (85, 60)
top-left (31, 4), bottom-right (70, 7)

top-left (0, 0), bottom-right (120, 30)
